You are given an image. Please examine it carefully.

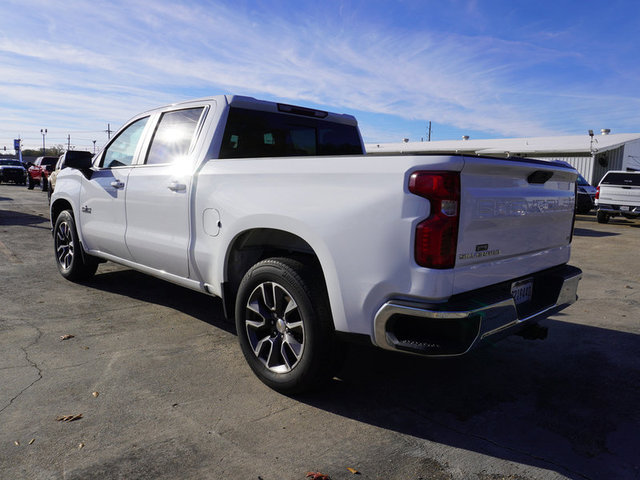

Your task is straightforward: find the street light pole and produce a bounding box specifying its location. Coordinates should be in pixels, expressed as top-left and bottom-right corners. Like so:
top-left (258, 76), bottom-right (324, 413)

top-left (40, 128), bottom-right (47, 155)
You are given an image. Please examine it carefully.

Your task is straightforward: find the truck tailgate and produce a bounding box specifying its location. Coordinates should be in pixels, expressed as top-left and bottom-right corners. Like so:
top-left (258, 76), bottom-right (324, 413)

top-left (599, 185), bottom-right (640, 206)
top-left (456, 157), bottom-right (576, 271)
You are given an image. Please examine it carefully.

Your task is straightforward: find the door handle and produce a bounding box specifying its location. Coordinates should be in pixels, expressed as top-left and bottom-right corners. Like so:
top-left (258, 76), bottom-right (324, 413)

top-left (168, 181), bottom-right (186, 192)
top-left (110, 181), bottom-right (125, 189)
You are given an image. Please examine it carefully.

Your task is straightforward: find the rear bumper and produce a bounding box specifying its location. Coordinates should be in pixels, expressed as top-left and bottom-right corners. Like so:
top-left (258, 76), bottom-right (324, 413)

top-left (374, 264), bottom-right (582, 356)
top-left (596, 204), bottom-right (640, 216)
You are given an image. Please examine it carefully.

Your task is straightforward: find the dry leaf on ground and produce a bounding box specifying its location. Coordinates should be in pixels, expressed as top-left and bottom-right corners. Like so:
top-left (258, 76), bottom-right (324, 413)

top-left (56, 414), bottom-right (83, 422)
top-left (346, 467), bottom-right (360, 474)
top-left (60, 334), bottom-right (75, 341)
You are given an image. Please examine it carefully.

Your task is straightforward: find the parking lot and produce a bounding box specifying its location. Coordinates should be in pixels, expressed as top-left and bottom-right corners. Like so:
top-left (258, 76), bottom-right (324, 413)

top-left (1, 183), bottom-right (639, 480)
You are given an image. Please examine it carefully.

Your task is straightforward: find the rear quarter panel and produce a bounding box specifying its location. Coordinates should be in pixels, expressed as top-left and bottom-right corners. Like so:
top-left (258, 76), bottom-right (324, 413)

top-left (193, 154), bottom-right (465, 336)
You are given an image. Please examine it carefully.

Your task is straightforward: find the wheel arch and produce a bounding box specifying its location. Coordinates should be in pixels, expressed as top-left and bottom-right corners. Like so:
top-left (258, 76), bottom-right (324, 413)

top-left (50, 198), bottom-right (75, 228)
top-left (222, 228), bottom-right (333, 325)
top-left (50, 199), bottom-right (91, 262)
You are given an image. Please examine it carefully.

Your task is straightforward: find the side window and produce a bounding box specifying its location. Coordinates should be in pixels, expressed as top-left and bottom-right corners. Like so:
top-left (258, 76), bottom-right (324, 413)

top-left (145, 107), bottom-right (204, 165)
top-left (101, 117), bottom-right (149, 168)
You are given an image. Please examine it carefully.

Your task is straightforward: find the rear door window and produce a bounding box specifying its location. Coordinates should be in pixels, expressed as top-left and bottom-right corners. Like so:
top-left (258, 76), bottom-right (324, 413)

top-left (145, 107), bottom-right (205, 165)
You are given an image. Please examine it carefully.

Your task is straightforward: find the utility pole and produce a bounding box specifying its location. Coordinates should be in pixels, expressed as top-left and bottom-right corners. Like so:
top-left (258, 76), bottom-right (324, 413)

top-left (93, 140), bottom-right (97, 154)
top-left (40, 128), bottom-right (47, 154)
top-left (106, 123), bottom-right (113, 140)
top-left (427, 121), bottom-right (432, 142)
top-left (67, 134), bottom-right (71, 151)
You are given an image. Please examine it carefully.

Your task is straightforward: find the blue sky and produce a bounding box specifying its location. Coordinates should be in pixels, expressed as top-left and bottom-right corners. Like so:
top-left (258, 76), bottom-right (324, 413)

top-left (1, 0), bottom-right (639, 152)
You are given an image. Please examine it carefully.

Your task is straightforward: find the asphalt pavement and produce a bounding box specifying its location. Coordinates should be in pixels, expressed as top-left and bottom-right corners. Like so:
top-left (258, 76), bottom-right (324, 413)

top-left (1, 183), bottom-right (639, 480)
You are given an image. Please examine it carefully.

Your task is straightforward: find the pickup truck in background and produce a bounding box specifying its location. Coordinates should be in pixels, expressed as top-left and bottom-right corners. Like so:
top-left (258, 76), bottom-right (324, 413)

top-left (595, 170), bottom-right (640, 223)
top-left (50, 95), bottom-right (582, 393)
top-left (0, 158), bottom-right (27, 184)
top-left (27, 156), bottom-right (58, 191)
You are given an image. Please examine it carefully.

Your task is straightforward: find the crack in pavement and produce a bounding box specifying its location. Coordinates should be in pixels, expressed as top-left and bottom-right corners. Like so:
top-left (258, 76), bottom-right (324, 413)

top-left (0, 321), bottom-right (44, 416)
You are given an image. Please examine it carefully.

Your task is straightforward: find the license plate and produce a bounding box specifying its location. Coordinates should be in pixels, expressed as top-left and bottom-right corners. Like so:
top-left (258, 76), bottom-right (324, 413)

top-left (511, 278), bottom-right (533, 305)
top-left (620, 206), bottom-right (630, 211)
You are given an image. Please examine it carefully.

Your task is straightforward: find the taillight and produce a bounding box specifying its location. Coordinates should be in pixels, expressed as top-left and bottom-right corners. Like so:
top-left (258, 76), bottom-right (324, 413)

top-left (409, 171), bottom-right (460, 269)
top-left (595, 186), bottom-right (600, 200)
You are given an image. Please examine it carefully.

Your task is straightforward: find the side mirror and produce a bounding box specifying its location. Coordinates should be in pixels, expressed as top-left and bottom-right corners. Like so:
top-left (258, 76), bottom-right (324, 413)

top-left (65, 151), bottom-right (94, 170)
top-left (64, 151), bottom-right (94, 178)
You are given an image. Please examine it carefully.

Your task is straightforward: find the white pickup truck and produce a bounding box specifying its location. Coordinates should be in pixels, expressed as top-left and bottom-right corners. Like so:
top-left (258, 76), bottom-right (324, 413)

top-left (595, 170), bottom-right (640, 223)
top-left (50, 95), bottom-right (582, 393)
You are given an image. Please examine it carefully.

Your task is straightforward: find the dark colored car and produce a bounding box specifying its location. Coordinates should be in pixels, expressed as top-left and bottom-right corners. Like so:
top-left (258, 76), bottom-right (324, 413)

top-left (27, 156), bottom-right (58, 191)
top-left (0, 159), bottom-right (27, 184)
top-left (576, 173), bottom-right (597, 214)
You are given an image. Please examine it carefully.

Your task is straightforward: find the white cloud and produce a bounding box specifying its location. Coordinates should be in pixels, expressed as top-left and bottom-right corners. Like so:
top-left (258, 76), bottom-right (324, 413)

top-left (1, 0), bottom-right (638, 150)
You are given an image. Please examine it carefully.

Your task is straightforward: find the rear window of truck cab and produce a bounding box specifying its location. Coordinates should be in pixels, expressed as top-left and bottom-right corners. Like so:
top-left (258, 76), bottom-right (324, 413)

top-left (600, 172), bottom-right (640, 186)
top-left (219, 107), bottom-right (363, 158)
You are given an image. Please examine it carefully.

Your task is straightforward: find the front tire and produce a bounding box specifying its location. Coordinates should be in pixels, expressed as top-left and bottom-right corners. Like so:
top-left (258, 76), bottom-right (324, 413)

top-left (235, 257), bottom-right (341, 394)
top-left (596, 210), bottom-right (609, 224)
top-left (54, 210), bottom-right (98, 281)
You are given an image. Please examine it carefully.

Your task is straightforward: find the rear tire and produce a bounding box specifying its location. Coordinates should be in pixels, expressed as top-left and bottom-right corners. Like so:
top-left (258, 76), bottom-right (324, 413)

top-left (40, 177), bottom-right (48, 191)
top-left (596, 210), bottom-right (609, 224)
top-left (27, 176), bottom-right (34, 189)
top-left (235, 257), bottom-right (342, 394)
top-left (54, 210), bottom-right (98, 281)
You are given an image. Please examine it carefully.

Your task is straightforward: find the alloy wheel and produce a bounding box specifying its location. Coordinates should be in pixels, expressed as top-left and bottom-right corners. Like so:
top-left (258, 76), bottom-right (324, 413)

top-left (244, 281), bottom-right (305, 373)
top-left (55, 220), bottom-right (74, 271)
